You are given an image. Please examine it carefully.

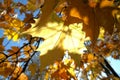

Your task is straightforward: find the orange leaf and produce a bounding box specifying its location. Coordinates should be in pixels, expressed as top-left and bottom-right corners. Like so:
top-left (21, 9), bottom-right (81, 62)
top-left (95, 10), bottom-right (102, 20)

top-left (0, 45), bottom-right (5, 51)
top-left (62, 0), bottom-right (118, 43)
top-left (28, 63), bottom-right (37, 76)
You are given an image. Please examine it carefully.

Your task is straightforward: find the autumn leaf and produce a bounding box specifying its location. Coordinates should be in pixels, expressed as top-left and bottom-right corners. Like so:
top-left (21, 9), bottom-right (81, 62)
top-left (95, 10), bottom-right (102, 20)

top-left (26, 0), bottom-right (41, 11)
top-left (9, 18), bottom-right (24, 30)
top-left (2, 0), bottom-right (12, 9)
top-left (7, 46), bottom-right (20, 59)
top-left (62, 0), bottom-right (119, 43)
top-left (0, 13), bottom-right (24, 41)
top-left (34, 0), bottom-right (59, 27)
top-left (23, 13), bottom-right (35, 23)
top-left (0, 62), bottom-right (15, 77)
top-left (17, 73), bottom-right (28, 80)
top-left (28, 63), bottom-right (37, 76)
top-left (3, 14), bottom-right (24, 30)
top-left (0, 38), bottom-right (4, 51)
top-left (4, 29), bottom-right (19, 41)
top-left (24, 22), bottom-right (87, 71)
top-left (0, 45), bottom-right (5, 51)
top-left (10, 66), bottom-right (25, 80)
top-left (23, 45), bottom-right (36, 57)
top-left (87, 53), bottom-right (95, 63)
top-left (23, 12), bottom-right (88, 71)
top-left (0, 53), bottom-right (6, 62)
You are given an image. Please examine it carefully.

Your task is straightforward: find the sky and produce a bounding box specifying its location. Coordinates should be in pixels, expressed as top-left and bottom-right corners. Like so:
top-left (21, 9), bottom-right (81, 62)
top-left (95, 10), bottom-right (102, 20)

top-left (107, 56), bottom-right (120, 76)
top-left (0, 29), bottom-right (27, 49)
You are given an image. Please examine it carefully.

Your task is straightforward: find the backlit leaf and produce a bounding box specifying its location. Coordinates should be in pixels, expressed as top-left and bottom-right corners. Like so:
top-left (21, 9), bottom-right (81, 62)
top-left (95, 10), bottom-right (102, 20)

top-left (23, 13), bottom-right (88, 71)
top-left (4, 29), bottom-right (19, 41)
top-left (62, 0), bottom-right (119, 43)
top-left (34, 0), bottom-right (59, 27)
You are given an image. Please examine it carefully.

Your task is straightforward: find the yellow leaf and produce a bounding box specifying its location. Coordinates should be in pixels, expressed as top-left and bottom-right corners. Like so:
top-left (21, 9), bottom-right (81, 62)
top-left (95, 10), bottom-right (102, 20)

top-left (34, 0), bottom-right (59, 27)
top-left (98, 27), bottom-right (105, 40)
top-left (28, 63), bottom-right (37, 76)
top-left (87, 53), bottom-right (94, 63)
top-left (26, 0), bottom-right (41, 11)
top-left (13, 33), bottom-right (19, 41)
top-left (9, 19), bottom-right (24, 30)
top-left (17, 73), bottom-right (28, 80)
top-left (67, 68), bottom-right (76, 79)
top-left (4, 29), bottom-right (19, 41)
top-left (23, 12), bottom-right (88, 71)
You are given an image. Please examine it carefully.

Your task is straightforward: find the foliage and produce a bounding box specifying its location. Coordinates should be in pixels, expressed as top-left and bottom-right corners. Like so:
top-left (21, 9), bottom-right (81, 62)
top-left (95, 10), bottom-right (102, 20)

top-left (0, 0), bottom-right (120, 80)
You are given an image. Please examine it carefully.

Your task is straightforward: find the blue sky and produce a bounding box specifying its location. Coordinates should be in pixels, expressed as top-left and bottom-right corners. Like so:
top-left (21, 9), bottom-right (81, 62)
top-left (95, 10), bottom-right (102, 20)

top-left (0, 29), bottom-right (27, 49)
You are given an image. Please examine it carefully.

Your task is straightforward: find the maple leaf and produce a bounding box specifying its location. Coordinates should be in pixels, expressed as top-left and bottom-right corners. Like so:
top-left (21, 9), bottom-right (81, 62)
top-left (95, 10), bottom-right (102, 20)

top-left (34, 0), bottom-right (59, 27)
top-left (23, 13), bottom-right (88, 71)
top-left (62, 0), bottom-right (119, 43)
top-left (22, 0), bottom-right (120, 72)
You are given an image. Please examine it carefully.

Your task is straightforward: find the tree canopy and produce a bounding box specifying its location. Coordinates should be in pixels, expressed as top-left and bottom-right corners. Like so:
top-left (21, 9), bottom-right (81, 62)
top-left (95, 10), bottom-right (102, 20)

top-left (0, 0), bottom-right (120, 80)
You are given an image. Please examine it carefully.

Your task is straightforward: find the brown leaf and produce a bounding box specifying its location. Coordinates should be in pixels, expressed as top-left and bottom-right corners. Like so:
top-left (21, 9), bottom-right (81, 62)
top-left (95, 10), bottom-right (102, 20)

top-left (0, 45), bottom-right (5, 51)
top-left (23, 23), bottom-right (31, 31)
top-left (17, 73), bottom-right (28, 80)
top-left (39, 47), bottom-right (64, 71)
top-left (28, 63), bottom-right (37, 76)
top-left (11, 46), bottom-right (20, 54)
top-left (35, 0), bottom-right (59, 27)
top-left (7, 46), bottom-right (20, 58)
top-left (23, 13), bottom-right (35, 23)
top-left (23, 45), bottom-right (37, 57)
top-left (62, 0), bottom-right (119, 44)
top-left (3, 0), bottom-right (12, 8)
top-left (0, 38), bottom-right (4, 45)
top-left (0, 62), bottom-right (15, 77)
top-left (0, 53), bottom-right (6, 62)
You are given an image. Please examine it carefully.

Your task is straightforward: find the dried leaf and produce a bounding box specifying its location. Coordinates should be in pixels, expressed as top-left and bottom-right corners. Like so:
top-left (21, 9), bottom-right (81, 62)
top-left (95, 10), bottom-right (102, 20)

top-left (0, 62), bottom-right (15, 77)
top-left (0, 38), bottom-right (4, 45)
top-left (7, 46), bottom-right (20, 57)
top-left (0, 53), bottom-right (6, 62)
top-left (0, 45), bottom-right (5, 51)
top-left (23, 13), bottom-right (35, 23)
top-left (28, 63), bottom-right (37, 76)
